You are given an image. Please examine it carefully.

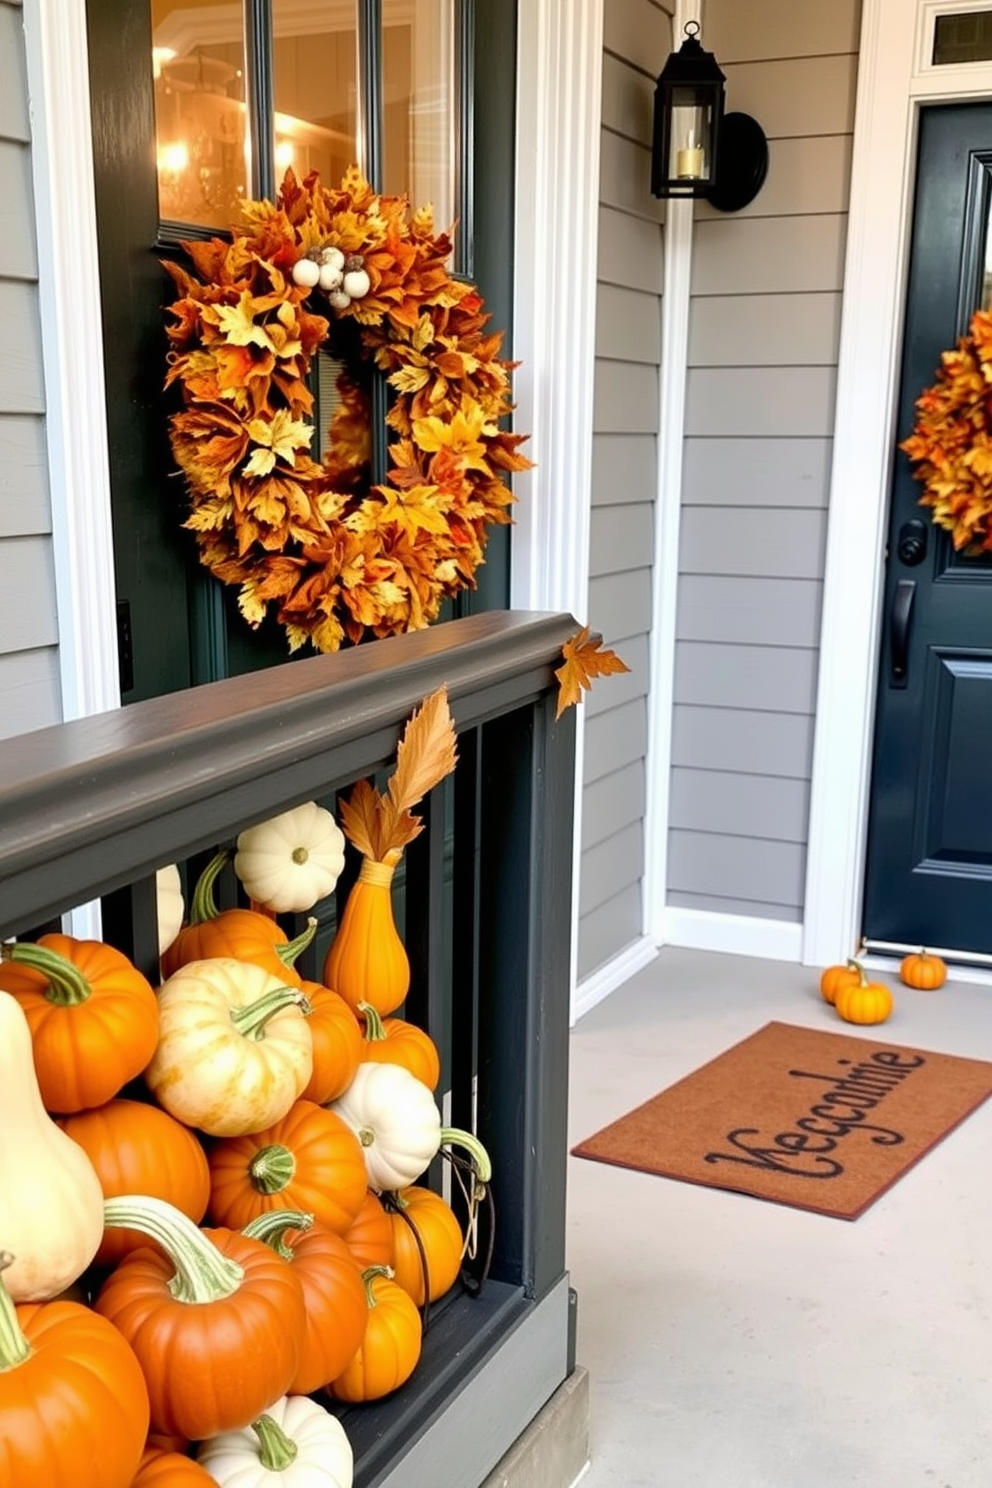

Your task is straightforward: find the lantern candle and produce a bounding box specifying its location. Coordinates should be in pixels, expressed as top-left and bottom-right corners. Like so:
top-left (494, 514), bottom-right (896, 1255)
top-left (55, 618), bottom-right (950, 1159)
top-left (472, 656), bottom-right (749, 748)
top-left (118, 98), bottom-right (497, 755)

top-left (676, 129), bottom-right (704, 179)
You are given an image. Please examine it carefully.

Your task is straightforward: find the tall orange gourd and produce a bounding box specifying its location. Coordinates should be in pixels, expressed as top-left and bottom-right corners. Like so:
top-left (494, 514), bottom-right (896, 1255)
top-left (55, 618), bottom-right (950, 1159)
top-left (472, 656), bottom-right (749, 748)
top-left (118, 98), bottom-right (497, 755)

top-left (324, 688), bottom-right (457, 1017)
top-left (323, 850), bottom-right (409, 1017)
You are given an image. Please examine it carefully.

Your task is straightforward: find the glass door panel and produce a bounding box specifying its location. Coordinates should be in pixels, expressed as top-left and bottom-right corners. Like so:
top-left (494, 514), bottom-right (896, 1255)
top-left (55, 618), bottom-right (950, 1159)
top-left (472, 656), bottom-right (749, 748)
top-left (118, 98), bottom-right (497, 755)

top-left (382, 0), bottom-right (455, 234)
top-left (272, 0), bottom-right (359, 190)
top-left (151, 0), bottom-right (247, 230)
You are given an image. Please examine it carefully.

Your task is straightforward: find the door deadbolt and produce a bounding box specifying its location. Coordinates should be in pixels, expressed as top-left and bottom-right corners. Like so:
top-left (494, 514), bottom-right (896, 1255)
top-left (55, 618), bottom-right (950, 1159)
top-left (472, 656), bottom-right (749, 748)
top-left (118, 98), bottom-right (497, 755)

top-left (896, 518), bottom-right (928, 566)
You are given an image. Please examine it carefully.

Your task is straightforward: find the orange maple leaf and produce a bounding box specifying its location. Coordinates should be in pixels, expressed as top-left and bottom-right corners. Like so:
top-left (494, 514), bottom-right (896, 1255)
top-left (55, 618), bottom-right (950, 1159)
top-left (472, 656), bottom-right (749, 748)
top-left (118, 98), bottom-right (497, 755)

top-left (554, 627), bottom-right (630, 719)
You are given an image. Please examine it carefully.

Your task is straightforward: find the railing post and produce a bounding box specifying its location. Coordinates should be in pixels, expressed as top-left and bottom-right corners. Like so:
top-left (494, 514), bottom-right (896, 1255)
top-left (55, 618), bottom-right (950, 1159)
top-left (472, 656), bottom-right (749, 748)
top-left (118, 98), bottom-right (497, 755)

top-left (477, 692), bottom-right (576, 1300)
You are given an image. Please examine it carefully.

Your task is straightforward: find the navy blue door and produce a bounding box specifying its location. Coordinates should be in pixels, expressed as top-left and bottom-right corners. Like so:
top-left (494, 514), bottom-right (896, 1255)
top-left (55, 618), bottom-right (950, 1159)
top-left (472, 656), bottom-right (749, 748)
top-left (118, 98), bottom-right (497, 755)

top-left (862, 103), bottom-right (992, 959)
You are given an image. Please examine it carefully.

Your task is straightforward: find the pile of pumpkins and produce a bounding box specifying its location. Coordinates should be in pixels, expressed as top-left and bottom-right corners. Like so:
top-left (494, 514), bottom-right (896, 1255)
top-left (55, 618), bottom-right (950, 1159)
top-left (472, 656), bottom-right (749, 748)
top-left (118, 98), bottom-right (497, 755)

top-left (0, 801), bottom-right (488, 1488)
top-left (819, 947), bottom-right (948, 1025)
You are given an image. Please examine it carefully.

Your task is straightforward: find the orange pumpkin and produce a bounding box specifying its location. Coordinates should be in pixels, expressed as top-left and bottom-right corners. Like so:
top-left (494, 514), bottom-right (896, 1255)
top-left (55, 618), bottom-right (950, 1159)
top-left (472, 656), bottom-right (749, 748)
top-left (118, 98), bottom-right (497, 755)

top-left (0, 1261), bottom-right (150, 1488)
top-left (385, 1186), bottom-right (463, 1307)
top-left (160, 851), bottom-right (311, 984)
top-left (298, 980), bottom-right (363, 1104)
top-left (60, 1100), bottom-right (211, 1266)
top-left (819, 958), bottom-right (863, 1006)
top-left (243, 1211), bottom-right (368, 1393)
top-left (208, 1099), bottom-right (367, 1235)
top-left (358, 1001), bottom-right (441, 1090)
top-left (0, 935), bottom-right (159, 1113)
top-left (131, 1447), bottom-right (214, 1486)
top-left (327, 1265), bottom-right (422, 1402)
top-left (835, 965), bottom-right (894, 1026)
top-left (340, 1190), bottom-right (394, 1271)
top-left (900, 949), bottom-right (947, 990)
top-left (95, 1197), bottom-right (307, 1440)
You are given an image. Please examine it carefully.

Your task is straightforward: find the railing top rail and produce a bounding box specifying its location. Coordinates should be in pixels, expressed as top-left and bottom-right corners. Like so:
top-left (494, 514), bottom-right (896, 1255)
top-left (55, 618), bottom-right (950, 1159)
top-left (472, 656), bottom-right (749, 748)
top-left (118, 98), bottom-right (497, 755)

top-left (0, 611), bottom-right (575, 935)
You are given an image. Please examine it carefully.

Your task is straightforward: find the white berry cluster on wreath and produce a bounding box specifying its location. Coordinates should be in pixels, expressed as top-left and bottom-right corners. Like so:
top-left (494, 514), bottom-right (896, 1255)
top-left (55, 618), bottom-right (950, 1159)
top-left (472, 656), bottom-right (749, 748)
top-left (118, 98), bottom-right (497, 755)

top-left (292, 246), bottom-right (371, 312)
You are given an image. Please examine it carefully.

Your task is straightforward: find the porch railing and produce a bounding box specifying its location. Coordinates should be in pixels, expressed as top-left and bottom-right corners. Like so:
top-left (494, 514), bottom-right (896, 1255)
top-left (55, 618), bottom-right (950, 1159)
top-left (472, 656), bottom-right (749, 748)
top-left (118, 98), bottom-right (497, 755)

top-left (0, 609), bottom-right (578, 1488)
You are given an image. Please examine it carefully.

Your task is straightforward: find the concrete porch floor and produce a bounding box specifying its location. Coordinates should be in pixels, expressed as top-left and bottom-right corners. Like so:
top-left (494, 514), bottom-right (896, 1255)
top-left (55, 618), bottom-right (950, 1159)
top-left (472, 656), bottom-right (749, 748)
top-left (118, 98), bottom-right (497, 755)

top-left (566, 946), bottom-right (992, 1488)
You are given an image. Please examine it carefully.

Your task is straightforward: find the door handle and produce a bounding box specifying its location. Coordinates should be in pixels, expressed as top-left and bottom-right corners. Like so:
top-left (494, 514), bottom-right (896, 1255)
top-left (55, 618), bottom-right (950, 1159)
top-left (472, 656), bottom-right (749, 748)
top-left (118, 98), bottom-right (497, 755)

top-left (890, 578), bottom-right (915, 687)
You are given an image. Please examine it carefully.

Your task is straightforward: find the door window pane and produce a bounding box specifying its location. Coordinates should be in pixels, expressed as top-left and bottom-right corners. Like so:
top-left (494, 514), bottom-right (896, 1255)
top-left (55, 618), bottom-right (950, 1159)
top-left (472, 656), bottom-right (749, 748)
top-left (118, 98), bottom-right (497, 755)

top-left (933, 11), bottom-right (992, 66)
top-left (272, 0), bottom-right (359, 190)
top-left (152, 0), bottom-right (247, 229)
top-left (382, 0), bottom-right (455, 233)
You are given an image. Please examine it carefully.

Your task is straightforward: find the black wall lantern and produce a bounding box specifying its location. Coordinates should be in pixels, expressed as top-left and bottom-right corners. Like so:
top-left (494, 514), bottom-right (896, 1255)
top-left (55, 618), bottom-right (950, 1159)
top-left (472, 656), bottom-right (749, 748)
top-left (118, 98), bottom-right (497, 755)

top-left (651, 21), bottom-right (768, 213)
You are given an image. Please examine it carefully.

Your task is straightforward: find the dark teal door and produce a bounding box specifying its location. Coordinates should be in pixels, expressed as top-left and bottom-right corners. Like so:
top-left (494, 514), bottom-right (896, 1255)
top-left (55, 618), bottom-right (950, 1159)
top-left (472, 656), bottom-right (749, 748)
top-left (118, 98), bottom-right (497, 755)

top-left (85, 0), bottom-right (514, 705)
top-left (862, 103), bottom-right (992, 959)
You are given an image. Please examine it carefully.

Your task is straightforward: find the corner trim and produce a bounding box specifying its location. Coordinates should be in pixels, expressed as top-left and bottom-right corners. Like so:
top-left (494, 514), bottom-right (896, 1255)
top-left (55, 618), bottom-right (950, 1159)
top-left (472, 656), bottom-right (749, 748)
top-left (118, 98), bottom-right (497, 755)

top-left (22, 0), bottom-right (120, 725)
top-left (664, 907), bottom-right (804, 963)
top-left (572, 934), bottom-right (659, 1024)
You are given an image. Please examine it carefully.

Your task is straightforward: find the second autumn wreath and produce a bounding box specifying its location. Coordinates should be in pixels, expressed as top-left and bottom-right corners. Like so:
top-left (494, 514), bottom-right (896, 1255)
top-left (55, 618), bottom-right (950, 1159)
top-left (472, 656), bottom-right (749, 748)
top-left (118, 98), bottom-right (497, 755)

top-left (163, 165), bottom-right (532, 655)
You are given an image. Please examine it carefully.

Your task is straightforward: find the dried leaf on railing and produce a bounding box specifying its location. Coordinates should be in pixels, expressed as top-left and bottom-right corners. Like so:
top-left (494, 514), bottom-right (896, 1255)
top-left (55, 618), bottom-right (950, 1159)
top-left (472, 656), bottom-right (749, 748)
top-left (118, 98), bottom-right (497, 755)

top-left (340, 686), bottom-right (459, 861)
top-left (555, 627), bottom-right (630, 719)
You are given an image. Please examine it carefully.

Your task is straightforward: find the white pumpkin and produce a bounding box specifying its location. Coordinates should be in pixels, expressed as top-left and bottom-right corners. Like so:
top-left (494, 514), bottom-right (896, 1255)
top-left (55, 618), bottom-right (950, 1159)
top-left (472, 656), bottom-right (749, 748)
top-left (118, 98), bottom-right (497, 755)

top-left (0, 990), bottom-right (106, 1299)
top-left (234, 801), bottom-right (346, 913)
top-left (329, 1062), bottom-right (492, 1193)
top-left (197, 1393), bottom-right (353, 1488)
top-left (145, 958), bottom-right (313, 1137)
top-left (155, 863), bottom-right (185, 956)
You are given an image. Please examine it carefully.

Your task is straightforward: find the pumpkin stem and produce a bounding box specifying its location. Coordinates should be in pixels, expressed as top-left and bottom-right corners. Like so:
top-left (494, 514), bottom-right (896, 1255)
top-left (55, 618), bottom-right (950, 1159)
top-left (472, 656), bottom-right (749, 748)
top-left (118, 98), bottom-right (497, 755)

top-left (252, 1414), bottom-right (299, 1471)
top-left (246, 1143), bottom-right (298, 1195)
top-left (358, 857), bottom-right (398, 888)
top-left (0, 1255), bottom-right (31, 1371)
top-left (360, 1263), bottom-right (394, 1307)
top-left (243, 1210), bottom-right (314, 1261)
top-left (188, 850), bottom-right (231, 924)
top-left (439, 1127), bottom-right (492, 1184)
top-left (358, 1000), bottom-right (386, 1042)
top-left (0, 941), bottom-right (92, 1006)
top-left (291, 846), bottom-right (309, 865)
top-left (103, 1195), bottom-right (244, 1304)
top-left (276, 917), bottom-right (317, 969)
top-left (230, 985), bottom-right (311, 1040)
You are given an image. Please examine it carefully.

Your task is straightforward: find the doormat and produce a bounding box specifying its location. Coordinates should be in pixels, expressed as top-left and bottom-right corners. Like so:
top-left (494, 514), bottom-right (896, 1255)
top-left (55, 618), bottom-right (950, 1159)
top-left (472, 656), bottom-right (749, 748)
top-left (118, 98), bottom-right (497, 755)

top-left (571, 1021), bottom-right (992, 1219)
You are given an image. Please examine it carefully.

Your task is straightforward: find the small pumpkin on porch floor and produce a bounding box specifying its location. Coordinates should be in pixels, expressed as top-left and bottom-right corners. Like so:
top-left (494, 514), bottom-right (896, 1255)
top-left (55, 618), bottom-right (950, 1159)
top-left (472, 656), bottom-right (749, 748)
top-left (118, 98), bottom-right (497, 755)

top-left (819, 958), bottom-right (864, 1006)
top-left (834, 965), bottom-right (894, 1026)
top-left (900, 949), bottom-right (948, 990)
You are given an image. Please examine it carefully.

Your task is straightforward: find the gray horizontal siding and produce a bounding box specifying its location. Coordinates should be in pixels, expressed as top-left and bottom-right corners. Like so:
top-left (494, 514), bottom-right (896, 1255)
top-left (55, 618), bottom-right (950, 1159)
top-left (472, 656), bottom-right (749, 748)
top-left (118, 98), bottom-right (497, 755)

top-left (589, 503), bottom-right (653, 577)
top-left (0, 2), bottom-right (60, 737)
top-left (671, 703), bottom-right (815, 780)
top-left (580, 820), bottom-right (643, 918)
top-left (668, 766), bottom-right (810, 843)
top-left (584, 697), bottom-right (648, 786)
top-left (668, 0), bottom-right (858, 928)
top-left (597, 205), bottom-right (664, 294)
top-left (595, 283), bottom-right (661, 364)
top-left (0, 648), bottom-right (61, 742)
top-left (594, 359), bottom-right (658, 433)
top-left (677, 575), bottom-right (823, 649)
top-left (586, 631), bottom-right (649, 719)
top-left (681, 437), bottom-right (832, 508)
top-left (0, 415), bottom-right (51, 535)
top-left (689, 293), bottom-right (842, 368)
top-left (577, 882), bottom-right (644, 981)
top-left (592, 434), bottom-right (657, 505)
top-left (667, 828), bottom-right (807, 910)
top-left (582, 759), bottom-right (645, 851)
top-left (673, 641), bottom-right (819, 715)
top-left (588, 569), bottom-right (653, 648)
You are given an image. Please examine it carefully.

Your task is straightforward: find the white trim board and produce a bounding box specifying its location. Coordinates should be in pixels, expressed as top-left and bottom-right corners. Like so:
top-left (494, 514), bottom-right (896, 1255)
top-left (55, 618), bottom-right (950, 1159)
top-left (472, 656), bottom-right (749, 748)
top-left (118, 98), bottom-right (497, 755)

top-left (572, 934), bottom-right (659, 1025)
top-left (803, 0), bottom-right (992, 969)
top-left (663, 908), bottom-right (804, 965)
top-left (512, 0), bottom-right (604, 1022)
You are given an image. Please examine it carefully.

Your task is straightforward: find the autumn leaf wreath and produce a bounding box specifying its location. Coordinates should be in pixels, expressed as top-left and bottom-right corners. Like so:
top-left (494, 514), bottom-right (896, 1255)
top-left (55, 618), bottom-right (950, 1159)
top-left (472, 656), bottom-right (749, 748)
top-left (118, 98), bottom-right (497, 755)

top-left (162, 166), bottom-right (532, 655)
top-left (901, 306), bottom-right (992, 555)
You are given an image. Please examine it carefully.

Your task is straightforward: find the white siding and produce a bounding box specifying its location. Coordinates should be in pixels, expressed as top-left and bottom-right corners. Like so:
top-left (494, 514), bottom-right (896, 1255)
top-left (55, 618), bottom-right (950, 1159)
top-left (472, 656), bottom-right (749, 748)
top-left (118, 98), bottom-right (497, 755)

top-left (579, 0), bottom-right (673, 982)
top-left (0, 0), bottom-right (60, 740)
top-left (669, 0), bottom-right (861, 921)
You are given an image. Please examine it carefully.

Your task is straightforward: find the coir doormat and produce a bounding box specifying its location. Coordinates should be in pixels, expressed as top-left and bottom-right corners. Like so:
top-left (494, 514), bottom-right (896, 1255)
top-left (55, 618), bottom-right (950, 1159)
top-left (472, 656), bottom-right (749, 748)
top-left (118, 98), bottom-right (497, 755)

top-left (571, 1021), bottom-right (992, 1219)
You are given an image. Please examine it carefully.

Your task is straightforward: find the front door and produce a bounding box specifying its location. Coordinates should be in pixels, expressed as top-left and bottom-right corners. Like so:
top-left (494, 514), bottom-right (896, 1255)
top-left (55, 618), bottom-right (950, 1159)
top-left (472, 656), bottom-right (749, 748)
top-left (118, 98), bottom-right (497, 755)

top-left (85, 0), bottom-right (515, 705)
top-left (862, 102), bottom-right (992, 960)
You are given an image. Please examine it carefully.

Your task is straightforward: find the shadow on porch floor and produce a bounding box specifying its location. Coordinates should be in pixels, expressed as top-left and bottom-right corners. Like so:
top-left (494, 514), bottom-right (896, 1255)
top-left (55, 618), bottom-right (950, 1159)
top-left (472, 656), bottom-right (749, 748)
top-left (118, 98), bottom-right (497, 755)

top-left (566, 946), bottom-right (992, 1488)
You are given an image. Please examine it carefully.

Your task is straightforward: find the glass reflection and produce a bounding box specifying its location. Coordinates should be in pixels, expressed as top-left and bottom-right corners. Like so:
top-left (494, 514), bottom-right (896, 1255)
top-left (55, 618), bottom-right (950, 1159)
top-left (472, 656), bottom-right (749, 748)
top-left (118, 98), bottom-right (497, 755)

top-left (272, 0), bottom-right (359, 191)
top-left (382, 0), bottom-right (455, 233)
top-left (152, 0), bottom-right (247, 229)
